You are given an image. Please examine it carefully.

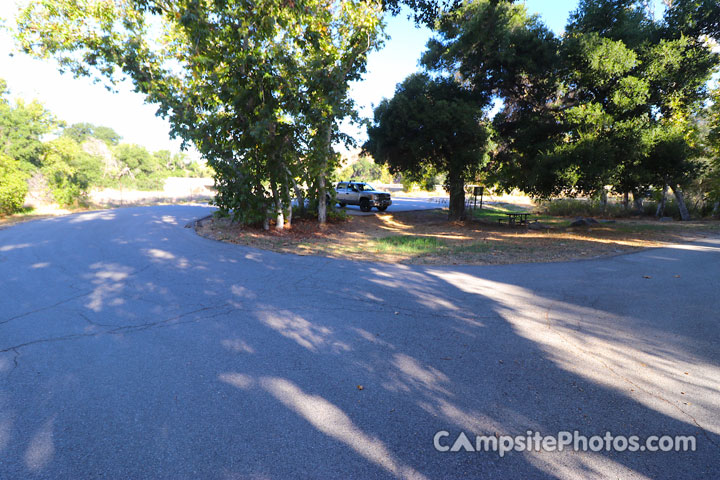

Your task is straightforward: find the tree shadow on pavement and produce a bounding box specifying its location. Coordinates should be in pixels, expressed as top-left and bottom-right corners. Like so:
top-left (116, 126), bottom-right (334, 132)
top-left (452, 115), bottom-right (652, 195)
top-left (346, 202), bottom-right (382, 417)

top-left (0, 205), bottom-right (718, 479)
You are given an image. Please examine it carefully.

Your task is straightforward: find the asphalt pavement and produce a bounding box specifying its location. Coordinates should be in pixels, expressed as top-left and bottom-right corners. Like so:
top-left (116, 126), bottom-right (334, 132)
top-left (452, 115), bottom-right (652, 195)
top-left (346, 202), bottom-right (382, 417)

top-left (1, 205), bottom-right (718, 479)
top-left (339, 196), bottom-right (446, 215)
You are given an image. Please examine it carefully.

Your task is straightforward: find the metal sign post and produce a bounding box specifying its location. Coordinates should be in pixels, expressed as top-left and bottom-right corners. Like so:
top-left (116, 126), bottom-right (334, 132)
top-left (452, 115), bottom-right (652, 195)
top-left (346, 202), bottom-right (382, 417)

top-left (473, 186), bottom-right (484, 210)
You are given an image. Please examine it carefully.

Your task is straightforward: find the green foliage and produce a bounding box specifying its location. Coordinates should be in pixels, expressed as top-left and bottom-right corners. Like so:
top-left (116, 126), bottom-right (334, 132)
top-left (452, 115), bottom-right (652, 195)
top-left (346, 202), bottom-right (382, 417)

top-left (365, 73), bottom-right (490, 219)
top-left (423, 0), bottom-right (563, 198)
top-left (336, 156), bottom-right (391, 183)
top-left (382, 0), bottom-right (462, 27)
top-left (489, 0), bottom-right (717, 200)
top-left (397, 164), bottom-right (444, 191)
top-left (401, 177), bottom-right (417, 192)
top-left (326, 207), bottom-right (351, 223)
top-left (41, 137), bottom-right (102, 206)
top-left (663, 0), bottom-right (720, 38)
top-left (538, 198), bottom-right (628, 218)
top-left (423, 0), bottom-right (559, 102)
top-left (0, 154), bottom-right (29, 216)
top-left (16, 0), bottom-right (385, 227)
top-left (113, 144), bottom-right (158, 176)
top-left (0, 79), bottom-right (55, 169)
top-left (63, 122), bottom-right (121, 145)
top-left (706, 87), bottom-right (720, 203)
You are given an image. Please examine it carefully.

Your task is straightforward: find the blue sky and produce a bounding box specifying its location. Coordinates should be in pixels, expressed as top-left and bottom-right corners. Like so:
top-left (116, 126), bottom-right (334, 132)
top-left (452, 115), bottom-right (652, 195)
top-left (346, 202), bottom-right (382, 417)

top-left (0, 1), bottom-right (667, 156)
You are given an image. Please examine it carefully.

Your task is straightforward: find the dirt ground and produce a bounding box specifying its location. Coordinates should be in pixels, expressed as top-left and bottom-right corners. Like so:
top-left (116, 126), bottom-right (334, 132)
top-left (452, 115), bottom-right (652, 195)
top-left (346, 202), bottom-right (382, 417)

top-left (195, 208), bottom-right (719, 265)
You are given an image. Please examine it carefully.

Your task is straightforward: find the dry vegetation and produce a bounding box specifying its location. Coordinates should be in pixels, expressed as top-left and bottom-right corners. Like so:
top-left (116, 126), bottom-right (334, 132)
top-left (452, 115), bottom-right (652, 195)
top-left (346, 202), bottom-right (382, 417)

top-left (196, 207), bottom-right (720, 265)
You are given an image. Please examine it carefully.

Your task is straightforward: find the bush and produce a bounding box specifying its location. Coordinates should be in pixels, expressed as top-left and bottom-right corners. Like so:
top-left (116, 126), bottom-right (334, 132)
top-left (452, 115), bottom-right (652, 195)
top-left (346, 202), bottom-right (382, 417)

top-left (0, 155), bottom-right (29, 216)
top-left (41, 138), bottom-right (102, 206)
top-left (538, 198), bottom-right (629, 218)
top-left (326, 208), bottom-right (350, 223)
top-left (401, 177), bottom-right (417, 192)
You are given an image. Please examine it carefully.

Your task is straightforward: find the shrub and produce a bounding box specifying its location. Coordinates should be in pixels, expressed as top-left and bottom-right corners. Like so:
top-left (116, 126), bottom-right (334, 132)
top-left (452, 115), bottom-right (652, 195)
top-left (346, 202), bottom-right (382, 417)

top-left (326, 208), bottom-right (350, 223)
top-left (401, 177), bottom-right (417, 192)
top-left (0, 155), bottom-right (29, 216)
top-left (538, 198), bottom-right (629, 218)
top-left (41, 138), bottom-right (103, 206)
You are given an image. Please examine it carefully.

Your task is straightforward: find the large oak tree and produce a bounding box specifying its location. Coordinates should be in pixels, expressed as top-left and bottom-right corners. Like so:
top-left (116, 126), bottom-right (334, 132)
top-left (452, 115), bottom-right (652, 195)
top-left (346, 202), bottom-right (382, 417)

top-left (364, 73), bottom-right (490, 220)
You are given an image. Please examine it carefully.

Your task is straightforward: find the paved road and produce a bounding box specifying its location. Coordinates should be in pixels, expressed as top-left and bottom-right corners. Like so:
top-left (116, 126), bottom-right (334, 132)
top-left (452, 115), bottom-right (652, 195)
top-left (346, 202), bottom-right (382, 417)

top-left (339, 196), bottom-right (446, 215)
top-left (1, 205), bottom-right (718, 479)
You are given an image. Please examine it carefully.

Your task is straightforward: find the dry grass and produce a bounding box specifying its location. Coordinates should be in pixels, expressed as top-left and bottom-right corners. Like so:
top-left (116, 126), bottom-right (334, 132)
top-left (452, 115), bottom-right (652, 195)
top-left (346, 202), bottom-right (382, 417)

top-left (196, 208), bottom-right (720, 265)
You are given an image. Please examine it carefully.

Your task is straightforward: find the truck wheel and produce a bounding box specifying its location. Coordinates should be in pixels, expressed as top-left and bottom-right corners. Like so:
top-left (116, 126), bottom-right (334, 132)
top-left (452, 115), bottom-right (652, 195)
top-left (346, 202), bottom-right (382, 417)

top-left (360, 198), bottom-right (371, 212)
top-left (377, 206), bottom-right (388, 212)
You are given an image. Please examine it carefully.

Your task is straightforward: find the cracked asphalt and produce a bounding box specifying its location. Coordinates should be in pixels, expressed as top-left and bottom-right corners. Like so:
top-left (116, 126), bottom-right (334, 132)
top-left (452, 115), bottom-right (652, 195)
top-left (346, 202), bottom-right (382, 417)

top-left (0, 205), bottom-right (718, 479)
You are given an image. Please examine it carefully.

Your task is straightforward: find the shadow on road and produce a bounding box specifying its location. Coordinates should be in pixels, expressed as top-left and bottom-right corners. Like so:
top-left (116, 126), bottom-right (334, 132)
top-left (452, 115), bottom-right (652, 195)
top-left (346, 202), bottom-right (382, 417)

top-left (0, 205), bottom-right (718, 478)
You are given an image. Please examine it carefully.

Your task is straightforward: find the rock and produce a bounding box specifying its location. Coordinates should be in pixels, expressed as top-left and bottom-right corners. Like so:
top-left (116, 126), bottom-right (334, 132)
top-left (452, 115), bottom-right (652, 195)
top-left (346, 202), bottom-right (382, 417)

top-left (584, 217), bottom-right (599, 224)
top-left (659, 216), bottom-right (674, 222)
top-left (570, 218), bottom-right (590, 227)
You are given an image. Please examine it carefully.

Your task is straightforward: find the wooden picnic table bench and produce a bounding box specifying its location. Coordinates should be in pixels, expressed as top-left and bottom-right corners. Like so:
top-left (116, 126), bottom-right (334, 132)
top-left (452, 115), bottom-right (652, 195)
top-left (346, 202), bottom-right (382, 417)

top-left (498, 212), bottom-right (531, 226)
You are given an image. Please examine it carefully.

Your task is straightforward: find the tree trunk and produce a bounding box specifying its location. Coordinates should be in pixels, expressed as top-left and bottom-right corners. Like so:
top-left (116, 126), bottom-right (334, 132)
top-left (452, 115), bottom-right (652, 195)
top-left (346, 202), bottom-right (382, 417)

top-left (632, 191), bottom-right (643, 213)
top-left (317, 125), bottom-right (332, 227)
top-left (672, 185), bottom-right (690, 221)
top-left (282, 164), bottom-right (304, 217)
top-left (622, 192), bottom-right (629, 210)
top-left (294, 184), bottom-right (305, 216)
top-left (713, 201), bottom-right (719, 218)
top-left (447, 169), bottom-right (466, 221)
top-left (270, 179), bottom-right (284, 230)
top-left (318, 173), bottom-right (327, 226)
top-left (600, 188), bottom-right (608, 210)
top-left (656, 184), bottom-right (668, 218)
top-left (284, 180), bottom-right (292, 228)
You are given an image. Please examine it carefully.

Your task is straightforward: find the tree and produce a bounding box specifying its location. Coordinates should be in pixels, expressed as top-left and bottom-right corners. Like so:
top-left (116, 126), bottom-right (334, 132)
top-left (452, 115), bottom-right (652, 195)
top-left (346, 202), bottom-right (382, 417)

top-left (93, 126), bottom-right (122, 146)
top-left (365, 74), bottom-right (490, 220)
top-left (427, 0), bottom-right (716, 222)
top-left (382, 0), bottom-right (462, 27)
top-left (558, 0), bottom-right (717, 218)
top-left (0, 154), bottom-right (29, 216)
top-left (421, 0), bottom-right (563, 197)
top-left (16, 0), bottom-right (384, 229)
top-left (0, 79), bottom-right (55, 169)
top-left (114, 144), bottom-right (157, 176)
top-left (63, 123), bottom-right (122, 146)
top-left (338, 156), bottom-right (384, 182)
top-left (664, 0), bottom-right (720, 39)
top-left (706, 86), bottom-right (720, 215)
top-left (41, 137), bottom-right (103, 205)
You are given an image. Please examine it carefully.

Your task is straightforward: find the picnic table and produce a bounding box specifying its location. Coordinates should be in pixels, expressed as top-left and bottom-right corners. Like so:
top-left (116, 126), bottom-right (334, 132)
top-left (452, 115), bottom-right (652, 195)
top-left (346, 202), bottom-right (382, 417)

top-left (498, 212), bottom-right (531, 226)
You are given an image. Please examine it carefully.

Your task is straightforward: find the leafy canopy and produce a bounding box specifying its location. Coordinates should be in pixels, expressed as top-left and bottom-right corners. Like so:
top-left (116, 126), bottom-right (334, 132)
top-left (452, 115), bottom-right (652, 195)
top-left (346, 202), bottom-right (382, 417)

top-left (365, 73), bottom-right (490, 219)
top-left (16, 0), bottom-right (385, 227)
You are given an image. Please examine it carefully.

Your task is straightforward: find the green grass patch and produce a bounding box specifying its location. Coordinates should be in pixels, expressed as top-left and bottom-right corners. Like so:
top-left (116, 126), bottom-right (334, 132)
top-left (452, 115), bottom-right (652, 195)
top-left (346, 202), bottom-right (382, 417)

top-left (373, 235), bottom-right (447, 255)
top-left (471, 204), bottom-right (525, 221)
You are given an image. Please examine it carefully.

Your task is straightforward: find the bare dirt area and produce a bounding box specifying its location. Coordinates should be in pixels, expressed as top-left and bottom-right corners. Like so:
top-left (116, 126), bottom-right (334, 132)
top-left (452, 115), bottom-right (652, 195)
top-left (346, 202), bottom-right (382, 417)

top-left (0, 214), bottom-right (55, 230)
top-left (196, 208), bottom-right (720, 265)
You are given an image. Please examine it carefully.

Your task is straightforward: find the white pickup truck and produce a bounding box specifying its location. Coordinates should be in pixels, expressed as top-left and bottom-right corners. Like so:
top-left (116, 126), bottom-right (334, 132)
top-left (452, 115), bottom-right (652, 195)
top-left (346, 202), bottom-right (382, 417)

top-left (334, 182), bottom-right (392, 212)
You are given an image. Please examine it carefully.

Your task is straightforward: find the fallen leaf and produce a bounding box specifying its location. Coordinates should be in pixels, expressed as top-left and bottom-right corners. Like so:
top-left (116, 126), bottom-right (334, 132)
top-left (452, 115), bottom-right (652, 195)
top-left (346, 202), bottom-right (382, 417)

top-left (643, 275), bottom-right (652, 279)
top-left (357, 385), bottom-right (364, 391)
